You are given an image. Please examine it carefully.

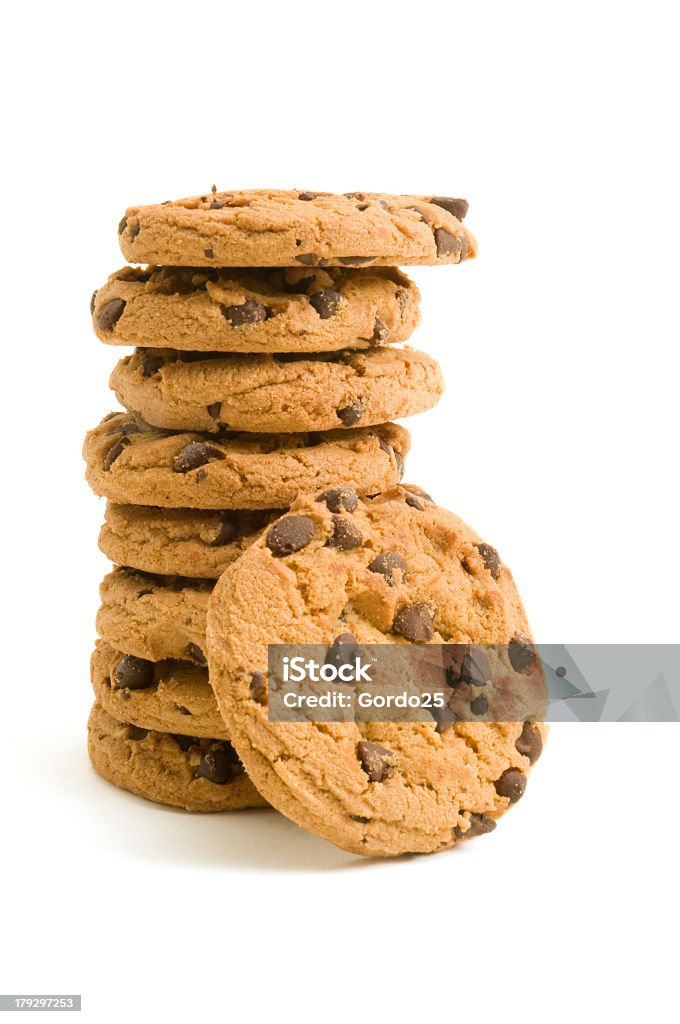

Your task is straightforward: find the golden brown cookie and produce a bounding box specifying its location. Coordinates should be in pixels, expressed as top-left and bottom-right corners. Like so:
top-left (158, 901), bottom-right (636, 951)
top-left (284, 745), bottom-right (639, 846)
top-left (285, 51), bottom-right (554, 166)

top-left (110, 347), bottom-right (444, 434)
top-left (91, 265), bottom-right (420, 352)
top-left (99, 503), bottom-right (282, 579)
top-left (118, 189), bottom-right (475, 268)
top-left (206, 486), bottom-right (546, 857)
top-left (87, 703), bottom-right (268, 812)
top-left (83, 412), bottom-right (409, 510)
top-left (96, 568), bottom-right (211, 663)
top-left (91, 640), bottom-right (226, 739)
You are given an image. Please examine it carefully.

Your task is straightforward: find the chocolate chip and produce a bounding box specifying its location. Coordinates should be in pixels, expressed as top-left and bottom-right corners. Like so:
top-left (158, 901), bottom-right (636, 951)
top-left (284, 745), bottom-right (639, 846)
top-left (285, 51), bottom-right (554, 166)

top-left (187, 643), bottom-right (206, 665)
top-left (508, 633), bottom-right (535, 673)
top-left (404, 493), bottom-right (425, 510)
top-left (430, 196), bottom-right (469, 221)
top-left (476, 542), bottom-right (501, 579)
top-left (295, 254), bottom-right (319, 265)
top-left (204, 248), bottom-right (214, 259)
top-left (90, 291), bottom-right (97, 315)
top-left (464, 648), bottom-right (492, 687)
top-left (298, 191), bottom-right (317, 201)
top-left (222, 298), bottom-right (272, 327)
top-left (325, 632), bottom-right (360, 670)
top-left (495, 768), bottom-right (527, 803)
top-left (113, 655), bottom-right (154, 690)
top-left (433, 704), bottom-right (458, 733)
top-left (173, 442), bottom-right (224, 473)
top-left (368, 551), bottom-right (407, 586)
top-left (250, 671), bottom-right (267, 704)
top-left (283, 274), bottom-right (315, 294)
top-left (103, 436), bottom-right (130, 470)
top-left (118, 216), bottom-right (127, 234)
top-left (211, 513), bottom-right (238, 546)
top-left (173, 734), bottom-right (198, 752)
top-left (316, 486), bottom-right (359, 513)
top-left (207, 402), bottom-right (221, 420)
top-left (470, 694), bottom-right (488, 716)
top-left (393, 603), bottom-right (435, 642)
top-left (515, 722), bottom-right (543, 764)
top-left (337, 399), bottom-right (366, 426)
top-left (408, 204), bottom-right (434, 224)
top-left (266, 515), bottom-right (315, 556)
top-left (196, 747), bottom-right (234, 785)
top-left (357, 740), bottom-right (397, 782)
top-left (338, 256), bottom-right (374, 266)
top-left (142, 354), bottom-right (164, 377)
top-left (372, 318), bottom-right (390, 343)
top-left (97, 298), bottom-right (126, 331)
top-left (127, 725), bottom-right (148, 741)
top-left (128, 222), bottom-right (140, 239)
top-left (196, 469), bottom-right (207, 482)
top-left (326, 515), bottom-right (363, 550)
top-left (309, 289), bottom-right (343, 319)
top-left (350, 814), bottom-right (371, 823)
top-left (454, 812), bottom-right (496, 839)
top-left (434, 228), bottom-right (463, 258)
top-left (210, 200), bottom-right (224, 209)
top-left (357, 203), bottom-right (370, 211)
top-left (394, 451), bottom-right (405, 478)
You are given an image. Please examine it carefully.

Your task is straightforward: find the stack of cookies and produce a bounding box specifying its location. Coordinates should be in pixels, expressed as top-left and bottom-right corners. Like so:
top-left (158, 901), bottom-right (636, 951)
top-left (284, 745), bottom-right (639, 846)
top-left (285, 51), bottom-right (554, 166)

top-left (84, 189), bottom-right (545, 857)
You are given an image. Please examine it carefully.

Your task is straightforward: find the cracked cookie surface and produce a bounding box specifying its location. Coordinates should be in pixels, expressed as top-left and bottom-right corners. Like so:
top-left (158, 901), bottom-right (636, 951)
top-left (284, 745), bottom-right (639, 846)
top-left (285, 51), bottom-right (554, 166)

top-left (119, 189), bottom-right (476, 268)
top-left (111, 347), bottom-right (443, 434)
top-left (83, 412), bottom-right (409, 510)
top-left (99, 503), bottom-right (282, 578)
top-left (91, 640), bottom-right (227, 738)
top-left (92, 265), bottom-right (420, 352)
top-left (206, 486), bottom-right (545, 857)
top-left (88, 703), bottom-right (268, 812)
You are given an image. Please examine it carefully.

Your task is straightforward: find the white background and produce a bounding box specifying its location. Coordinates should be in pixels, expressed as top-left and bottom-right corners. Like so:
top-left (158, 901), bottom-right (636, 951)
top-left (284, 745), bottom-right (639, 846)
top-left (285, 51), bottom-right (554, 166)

top-left (2, 1), bottom-right (678, 1021)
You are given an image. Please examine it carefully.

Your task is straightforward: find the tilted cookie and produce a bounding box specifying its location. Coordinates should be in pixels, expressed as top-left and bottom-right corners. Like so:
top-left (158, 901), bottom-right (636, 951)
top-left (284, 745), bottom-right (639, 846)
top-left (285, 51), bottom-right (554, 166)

top-left (99, 503), bottom-right (282, 579)
top-left (91, 265), bottom-right (420, 352)
top-left (83, 412), bottom-right (409, 510)
top-left (88, 703), bottom-right (268, 812)
top-left (97, 568), bottom-right (211, 663)
top-left (91, 640), bottom-right (227, 739)
top-left (206, 486), bottom-right (546, 857)
top-left (118, 189), bottom-right (476, 267)
top-left (110, 347), bottom-right (444, 434)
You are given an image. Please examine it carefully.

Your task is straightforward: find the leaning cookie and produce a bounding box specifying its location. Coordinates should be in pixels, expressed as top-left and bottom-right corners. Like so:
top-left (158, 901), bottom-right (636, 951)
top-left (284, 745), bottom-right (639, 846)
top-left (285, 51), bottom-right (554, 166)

top-left (91, 640), bottom-right (227, 739)
top-left (87, 703), bottom-right (268, 812)
top-left (99, 503), bottom-right (282, 579)
top-left (119, 189), bottom-right (476, 268)
top-left (83, 412), bottom-right (409, 510)
top-left (110, 347), bottom-right (444, 434)
top-left (206, 486), bottom-right (546, 858)
top-left (92, 266), bottom-right (420, 352)
top-left (96, 568), bottom-right (211, 663)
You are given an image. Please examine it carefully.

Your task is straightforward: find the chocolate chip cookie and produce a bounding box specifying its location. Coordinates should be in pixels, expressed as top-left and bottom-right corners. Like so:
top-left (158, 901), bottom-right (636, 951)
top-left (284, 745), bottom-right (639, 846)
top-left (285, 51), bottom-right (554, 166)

top-left (91, 640), bottom-right (227, 738)
top-left (206, 486), bottom-right (546, 857)
top-left (96, 568), bottom-right (211, 662)
top-left (99, 503), bottom-right (282, 579)
top-left (92, 265), bottom-right (420, 352)
top-left (88, 703), bottom-right (268, 812)
top-left (118, 189), bottom-right (476, 267)
top-left (110, 347), bottom-right (444, 434)
top-left (83, 412), bottom-right (409, 510)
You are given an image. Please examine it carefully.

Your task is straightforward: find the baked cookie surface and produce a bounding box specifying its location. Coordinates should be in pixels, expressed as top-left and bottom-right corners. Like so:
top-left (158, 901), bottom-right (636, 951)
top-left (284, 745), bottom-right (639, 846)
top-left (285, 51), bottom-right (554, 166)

top-left (92, 265), bottom-right (420, 352)
top-left (118, 189), bottom-right (475, 268)
top-left (206, 487), bottom-right (545, 857)
top-left (97, 568), bottom-right (211, 663)
top-left (111, 347), bottom-right (443, 434)
top-left (99, 503), bottom-right (282, 579)
top-left (91, 640), bottom-right (226, 739)
top-left (83, 412), bottom-right (409, 510)
top-left (88, 703), bottom-right (267, 812)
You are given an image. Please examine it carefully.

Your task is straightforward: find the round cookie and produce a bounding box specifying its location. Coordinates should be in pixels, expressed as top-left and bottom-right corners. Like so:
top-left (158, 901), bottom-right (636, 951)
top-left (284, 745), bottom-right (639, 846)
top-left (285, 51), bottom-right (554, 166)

top-left (110, 347), bottom-right (444, 434)
top-left (118, 189), bottom-right (476, 268)
top-left (87, 703), bottom-right (268, 812)
top-left (206, 486), bottom-right (546, 858)
top-left (83, 412), bottom-right (409, 510)
top-left (99, 503), bottom-right (282, 579)
top-left (97, 568), bottom-right (211, 663)
top-left (91, 265), bottom-right (420, 352)
top-left (91, 641), bottom-right (226, 739)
